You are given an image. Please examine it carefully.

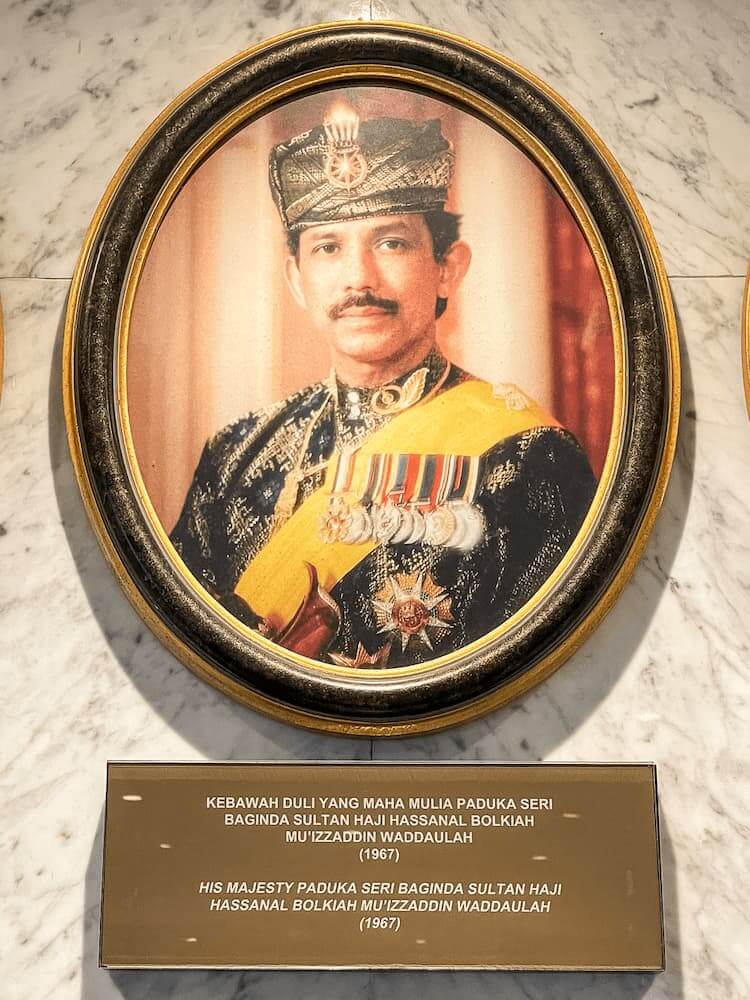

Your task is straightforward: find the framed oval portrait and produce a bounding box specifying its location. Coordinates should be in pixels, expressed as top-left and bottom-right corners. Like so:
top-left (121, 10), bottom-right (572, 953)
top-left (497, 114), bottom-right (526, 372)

top-left (64, 21), bottom-right (679, 735)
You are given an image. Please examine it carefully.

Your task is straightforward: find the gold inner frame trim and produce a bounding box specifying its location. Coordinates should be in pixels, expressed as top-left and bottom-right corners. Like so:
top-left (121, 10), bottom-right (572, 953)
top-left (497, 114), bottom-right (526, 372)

top-left (63, 20), bottom-right (680, 736)
top-left (116, 67), bottom-right (626, 675)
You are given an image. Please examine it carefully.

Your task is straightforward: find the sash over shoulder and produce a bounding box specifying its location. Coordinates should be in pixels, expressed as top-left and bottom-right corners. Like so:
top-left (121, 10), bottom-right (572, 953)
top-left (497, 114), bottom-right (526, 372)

top-left (234, 379), bottom-right (559, 631)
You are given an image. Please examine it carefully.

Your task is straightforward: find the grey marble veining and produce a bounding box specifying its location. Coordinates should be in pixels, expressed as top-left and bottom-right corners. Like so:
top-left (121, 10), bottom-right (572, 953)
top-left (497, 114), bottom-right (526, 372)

top-left (0, 0), bottom-right (354, 280)
top-left (375, 276), bottom-right (750, 999)
top-left (0, 279), bottom-right (369, 760)
top-left (0, 276), bottom-right (370, 998)
top-left (377, 276), bottom-right (750, 766)
top-left (1, 0), bottom-right (748, 279)
top-left (3, 275), bottom-right (748, 999)
top-left (394, 0), bottom-right (750, 278)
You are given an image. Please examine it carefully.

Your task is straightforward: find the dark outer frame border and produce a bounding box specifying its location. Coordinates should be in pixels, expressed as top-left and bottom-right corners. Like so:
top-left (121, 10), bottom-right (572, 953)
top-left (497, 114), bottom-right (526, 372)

top-left (68, 23), bottom-right (675, 729)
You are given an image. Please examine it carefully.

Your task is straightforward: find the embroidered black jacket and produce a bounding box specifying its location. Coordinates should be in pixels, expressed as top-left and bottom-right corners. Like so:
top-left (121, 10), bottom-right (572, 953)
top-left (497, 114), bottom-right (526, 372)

top-left (171, 352), bottom-right (596, 667)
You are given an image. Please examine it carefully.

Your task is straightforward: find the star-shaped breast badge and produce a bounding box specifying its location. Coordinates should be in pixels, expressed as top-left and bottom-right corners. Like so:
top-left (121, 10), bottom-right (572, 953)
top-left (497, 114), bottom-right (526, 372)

top-left (372, 571), bottom-right (454, 652)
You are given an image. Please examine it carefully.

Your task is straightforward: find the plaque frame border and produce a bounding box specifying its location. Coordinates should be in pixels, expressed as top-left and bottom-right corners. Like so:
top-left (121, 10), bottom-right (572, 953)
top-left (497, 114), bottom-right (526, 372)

top-left (100, 760), bottom-right (665, 972)
top-left (63, 20), bottom-right (680, 735)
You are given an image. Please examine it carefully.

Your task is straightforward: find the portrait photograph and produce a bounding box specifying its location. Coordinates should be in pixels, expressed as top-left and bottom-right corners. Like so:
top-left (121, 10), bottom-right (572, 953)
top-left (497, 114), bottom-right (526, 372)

top-left (122, 84), bottom-right (618, 673)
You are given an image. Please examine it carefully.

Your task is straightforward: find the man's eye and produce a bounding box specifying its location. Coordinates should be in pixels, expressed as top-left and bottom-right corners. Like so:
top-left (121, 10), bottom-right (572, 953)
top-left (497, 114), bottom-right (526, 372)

top-left (378, 238), bottom-right (408, 251)
top-left (313, 243), bottom-right (339, 255)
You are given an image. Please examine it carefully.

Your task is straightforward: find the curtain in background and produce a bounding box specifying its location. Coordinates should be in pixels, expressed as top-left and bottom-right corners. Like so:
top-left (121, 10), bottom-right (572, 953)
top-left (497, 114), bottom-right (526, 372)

top-left (546, 188), bottom-right (615, 479)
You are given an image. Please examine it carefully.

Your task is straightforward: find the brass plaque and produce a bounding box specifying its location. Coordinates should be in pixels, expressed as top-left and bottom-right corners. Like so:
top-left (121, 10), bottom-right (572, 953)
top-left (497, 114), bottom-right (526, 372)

top-left (101, 763), bottom-right (664, 970)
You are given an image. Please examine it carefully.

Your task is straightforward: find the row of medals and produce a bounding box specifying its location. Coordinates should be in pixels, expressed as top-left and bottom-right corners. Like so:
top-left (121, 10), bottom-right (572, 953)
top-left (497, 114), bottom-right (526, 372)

top-left (320, 495), bottom-right (485, 551)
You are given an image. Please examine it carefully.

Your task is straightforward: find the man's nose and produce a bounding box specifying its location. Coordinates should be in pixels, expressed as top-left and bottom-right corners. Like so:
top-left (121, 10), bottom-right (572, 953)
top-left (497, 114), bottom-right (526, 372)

top-left (343, 243), bottom-right (378, 291)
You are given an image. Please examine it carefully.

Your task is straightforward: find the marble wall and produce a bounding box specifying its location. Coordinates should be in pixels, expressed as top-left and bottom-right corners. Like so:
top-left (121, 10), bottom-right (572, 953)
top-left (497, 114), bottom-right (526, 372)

top-left (1, 1), bottom-right (748, 998)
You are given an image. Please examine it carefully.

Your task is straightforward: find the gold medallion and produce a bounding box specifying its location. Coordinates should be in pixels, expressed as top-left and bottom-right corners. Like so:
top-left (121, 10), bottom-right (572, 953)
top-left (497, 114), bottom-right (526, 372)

top-left (424, 505), bottom-right (457, 546)
top-left (318, 495), bottom-right (353, 544)
top-left (323, 102), bottom-right (369, 191)
top-left (324, 148), bottom-right (368, 190)
top-left (371, 368), bottom-right (428, 415)
top-left (372, 571), bottom-right (454, 652)
top-left (342, 503), bottom-right (373, 543)
top-left (372, 501), bottom-right (403, 542)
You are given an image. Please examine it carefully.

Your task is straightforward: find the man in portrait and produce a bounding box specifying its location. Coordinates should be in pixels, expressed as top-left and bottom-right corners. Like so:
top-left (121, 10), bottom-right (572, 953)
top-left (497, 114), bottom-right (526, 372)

top-left (170, 102), bottom-right (596, 668)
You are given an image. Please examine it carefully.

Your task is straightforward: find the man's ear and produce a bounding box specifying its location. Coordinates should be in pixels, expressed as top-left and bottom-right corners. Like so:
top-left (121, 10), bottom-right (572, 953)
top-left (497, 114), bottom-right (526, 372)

top-left (284, 254), bottom-right (307, 309)
top-left (437, 241), bottom-right (472, 300)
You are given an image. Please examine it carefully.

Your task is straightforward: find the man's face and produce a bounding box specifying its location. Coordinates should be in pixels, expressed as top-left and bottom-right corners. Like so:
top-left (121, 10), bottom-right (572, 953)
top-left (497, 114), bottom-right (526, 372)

top-left (284, 213), bottom-right (469, 384)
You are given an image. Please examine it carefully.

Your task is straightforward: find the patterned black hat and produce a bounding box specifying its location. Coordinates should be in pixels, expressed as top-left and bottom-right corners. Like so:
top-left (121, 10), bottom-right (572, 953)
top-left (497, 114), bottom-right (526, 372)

top-left (268, 104), bottom-right (454, 231)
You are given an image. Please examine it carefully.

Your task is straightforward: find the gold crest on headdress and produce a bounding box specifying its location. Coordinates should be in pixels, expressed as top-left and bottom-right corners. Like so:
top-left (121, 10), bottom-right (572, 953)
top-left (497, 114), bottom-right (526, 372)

top-left (323, 102), bottom-right (369, 191)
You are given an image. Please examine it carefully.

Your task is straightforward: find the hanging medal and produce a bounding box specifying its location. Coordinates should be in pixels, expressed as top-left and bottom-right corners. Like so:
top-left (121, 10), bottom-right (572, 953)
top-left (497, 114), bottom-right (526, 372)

top-left (317, 450), bottom-right (486, 549)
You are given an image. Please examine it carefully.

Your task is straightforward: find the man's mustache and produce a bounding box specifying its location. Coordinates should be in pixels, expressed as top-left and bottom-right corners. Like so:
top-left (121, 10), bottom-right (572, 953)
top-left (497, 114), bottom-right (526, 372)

top-left (328, 291), bottom-right (399, 320)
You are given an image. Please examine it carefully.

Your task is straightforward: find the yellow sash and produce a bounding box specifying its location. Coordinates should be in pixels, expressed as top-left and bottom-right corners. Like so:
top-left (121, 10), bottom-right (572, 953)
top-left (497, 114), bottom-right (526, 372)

top-left (234, 380), bottom-right (558, 629)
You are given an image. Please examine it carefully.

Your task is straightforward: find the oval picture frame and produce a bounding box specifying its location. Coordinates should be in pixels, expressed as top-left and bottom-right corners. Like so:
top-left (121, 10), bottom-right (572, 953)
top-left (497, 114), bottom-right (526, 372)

top-left (64, 20), bottom-right (679, 736)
